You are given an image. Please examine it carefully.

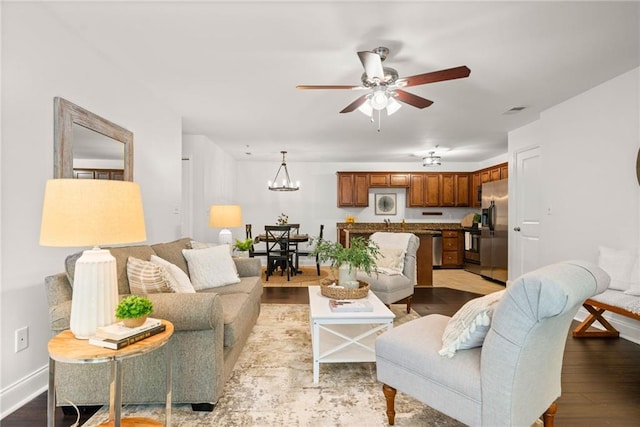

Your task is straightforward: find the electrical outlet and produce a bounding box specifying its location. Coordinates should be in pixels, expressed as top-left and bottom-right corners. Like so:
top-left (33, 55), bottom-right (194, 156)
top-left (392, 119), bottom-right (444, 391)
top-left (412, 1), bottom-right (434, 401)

top-left (15, 326), bottom-right (28, 352)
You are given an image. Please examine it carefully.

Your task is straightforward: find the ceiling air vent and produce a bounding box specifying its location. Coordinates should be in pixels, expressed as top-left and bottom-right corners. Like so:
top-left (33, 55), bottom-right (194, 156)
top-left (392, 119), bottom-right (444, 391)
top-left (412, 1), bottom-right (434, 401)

top-left (503, 106), bottom-right (527, 115)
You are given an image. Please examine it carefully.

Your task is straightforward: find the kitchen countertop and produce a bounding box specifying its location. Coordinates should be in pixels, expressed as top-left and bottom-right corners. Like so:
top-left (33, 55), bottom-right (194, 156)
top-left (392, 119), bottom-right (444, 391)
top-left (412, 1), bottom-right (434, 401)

top-left (336, 222), bottom-right (463, 233)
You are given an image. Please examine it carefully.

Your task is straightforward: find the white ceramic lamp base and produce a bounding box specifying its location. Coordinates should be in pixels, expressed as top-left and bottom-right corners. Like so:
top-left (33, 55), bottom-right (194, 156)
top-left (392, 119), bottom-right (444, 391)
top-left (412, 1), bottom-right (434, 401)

top-left (69, 248), bottom-right (119, 339)
top-left (219, 229), bottom-right (233, 246)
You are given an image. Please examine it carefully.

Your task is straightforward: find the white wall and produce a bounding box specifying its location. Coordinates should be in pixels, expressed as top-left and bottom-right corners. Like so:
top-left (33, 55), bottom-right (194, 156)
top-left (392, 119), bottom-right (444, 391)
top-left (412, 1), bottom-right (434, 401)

top-left (1, 3), bottom-right (183, 416)
top-left (182, 134), bottom-right (238, 243)
top-left (509, 67), bottom-right (640, 341)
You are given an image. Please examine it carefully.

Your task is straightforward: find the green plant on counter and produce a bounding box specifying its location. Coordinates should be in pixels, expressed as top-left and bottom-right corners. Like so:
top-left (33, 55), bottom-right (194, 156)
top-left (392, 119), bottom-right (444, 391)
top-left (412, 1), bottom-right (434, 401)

top-left (115, 295), bottom-right (154, 320)
top-left (311, 236), bottom-right (380, 275)
top-left (234, 238), bottom-right (253, 251)
top-left (473, 213), bottom-right (482, 223)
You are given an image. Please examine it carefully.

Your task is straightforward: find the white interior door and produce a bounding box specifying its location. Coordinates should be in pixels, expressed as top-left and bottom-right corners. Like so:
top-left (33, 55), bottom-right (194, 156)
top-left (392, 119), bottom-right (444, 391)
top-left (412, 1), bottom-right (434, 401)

top-left (181, 157), bottom-right (193, 237)
top-left (511, 146), bottom-right (542, 279)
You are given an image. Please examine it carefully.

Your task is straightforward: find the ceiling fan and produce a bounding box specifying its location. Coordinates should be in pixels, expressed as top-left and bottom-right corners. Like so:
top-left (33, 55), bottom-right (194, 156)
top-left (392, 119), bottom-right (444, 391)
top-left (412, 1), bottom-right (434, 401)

top-left (296, 47), bottom-right (471, 116)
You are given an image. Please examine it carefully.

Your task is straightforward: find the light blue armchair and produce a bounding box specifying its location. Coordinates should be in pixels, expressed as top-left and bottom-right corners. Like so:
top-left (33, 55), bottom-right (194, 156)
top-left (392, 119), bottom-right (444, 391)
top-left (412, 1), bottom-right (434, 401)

top-left (375, 260), bottom-right (609, 426)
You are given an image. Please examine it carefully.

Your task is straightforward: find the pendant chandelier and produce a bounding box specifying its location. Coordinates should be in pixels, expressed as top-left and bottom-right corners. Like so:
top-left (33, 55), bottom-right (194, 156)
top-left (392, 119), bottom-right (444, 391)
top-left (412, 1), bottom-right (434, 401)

top-left (422, 151), bottom-right (442, 167)
top-left (268, 151), bottom-right (300, 191)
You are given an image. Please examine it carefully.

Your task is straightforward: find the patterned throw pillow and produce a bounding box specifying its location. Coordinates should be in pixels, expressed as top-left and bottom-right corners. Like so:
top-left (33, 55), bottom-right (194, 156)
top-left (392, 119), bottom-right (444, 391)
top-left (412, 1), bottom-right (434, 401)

top-left (439, 290), bottom-right (506, 358)
top-left (126, 256), bottom-right (174, 295)
top-left (182, 245), bottom-right (240, 290)
top-left (150, 255), bottom-right (196, 293)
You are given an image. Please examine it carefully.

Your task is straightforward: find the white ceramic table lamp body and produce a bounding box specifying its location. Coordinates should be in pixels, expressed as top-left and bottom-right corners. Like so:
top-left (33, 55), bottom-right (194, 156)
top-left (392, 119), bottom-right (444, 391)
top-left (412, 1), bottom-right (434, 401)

top-left (40, 179), bottom-right (146, 339)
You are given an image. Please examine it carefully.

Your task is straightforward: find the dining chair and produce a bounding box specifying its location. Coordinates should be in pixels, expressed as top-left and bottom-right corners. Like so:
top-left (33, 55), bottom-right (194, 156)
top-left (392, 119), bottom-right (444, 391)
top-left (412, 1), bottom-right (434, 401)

top-left (245, 224), bottom-right (267, 258)
top-left (295, 224), bottom-right (324, 275)
top-left (264, 225), bottom-right (296, 281)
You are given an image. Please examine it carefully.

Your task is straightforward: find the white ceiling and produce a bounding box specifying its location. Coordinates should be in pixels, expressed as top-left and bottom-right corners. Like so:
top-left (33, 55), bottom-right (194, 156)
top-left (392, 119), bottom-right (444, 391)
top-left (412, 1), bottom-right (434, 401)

top-left (41, 1), bottom-right (639, 164)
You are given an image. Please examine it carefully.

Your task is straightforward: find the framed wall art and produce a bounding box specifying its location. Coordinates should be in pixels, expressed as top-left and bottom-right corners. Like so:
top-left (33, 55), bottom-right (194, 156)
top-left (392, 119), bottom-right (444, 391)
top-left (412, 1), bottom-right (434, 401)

top-left (375, 193), bottom-right (397, 215)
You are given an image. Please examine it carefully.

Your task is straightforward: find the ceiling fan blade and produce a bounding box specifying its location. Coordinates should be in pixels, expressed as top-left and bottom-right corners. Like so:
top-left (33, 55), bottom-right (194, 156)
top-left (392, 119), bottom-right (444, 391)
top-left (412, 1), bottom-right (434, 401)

top-left (399, 65), bottom-right (471, 88)
top-left (357, 51), bottom-right (384, 80)
top-left (340, 95), bottom-right (369, 114)
top-left (296, 85), bottom-right (362, 90)
top-left (394, 90), bottom-right (434, 109)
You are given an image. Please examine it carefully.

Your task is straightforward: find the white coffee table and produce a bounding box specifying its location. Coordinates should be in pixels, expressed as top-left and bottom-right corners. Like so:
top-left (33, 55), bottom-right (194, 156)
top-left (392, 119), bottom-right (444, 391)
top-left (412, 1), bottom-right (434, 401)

top-left (308, 285), bottom-right (395, 383)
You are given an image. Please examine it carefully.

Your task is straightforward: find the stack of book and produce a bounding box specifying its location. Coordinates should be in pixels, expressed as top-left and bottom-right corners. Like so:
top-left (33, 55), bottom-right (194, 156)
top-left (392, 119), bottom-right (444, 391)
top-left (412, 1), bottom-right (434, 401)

top-left (89, 318), bottom-right (165, 349)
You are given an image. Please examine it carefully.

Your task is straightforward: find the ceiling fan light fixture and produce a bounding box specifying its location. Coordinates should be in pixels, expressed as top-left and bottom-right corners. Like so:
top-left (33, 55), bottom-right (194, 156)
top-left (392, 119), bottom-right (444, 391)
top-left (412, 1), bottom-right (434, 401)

top-left (370, 88), bottom-right (388, 110)
top-left (357, 100), bottom-right (373, 117)
top-left (268, 151), bottom-right (300, 191)
top-left (386, 97), bottom-right (402, 116)
top-left (422, 151), bottom-right (441, 167)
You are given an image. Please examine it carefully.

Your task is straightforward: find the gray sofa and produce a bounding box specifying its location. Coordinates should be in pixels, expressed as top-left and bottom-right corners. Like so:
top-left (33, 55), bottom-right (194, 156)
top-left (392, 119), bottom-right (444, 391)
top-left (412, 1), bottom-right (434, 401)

top-left (45, 237), bottom-right (263, 409)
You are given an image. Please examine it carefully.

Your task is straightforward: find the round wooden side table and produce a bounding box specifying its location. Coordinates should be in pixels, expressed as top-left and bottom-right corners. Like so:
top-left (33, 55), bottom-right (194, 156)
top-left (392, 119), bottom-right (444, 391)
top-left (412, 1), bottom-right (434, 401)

top-left (47, 319), bottom-right (174, 427)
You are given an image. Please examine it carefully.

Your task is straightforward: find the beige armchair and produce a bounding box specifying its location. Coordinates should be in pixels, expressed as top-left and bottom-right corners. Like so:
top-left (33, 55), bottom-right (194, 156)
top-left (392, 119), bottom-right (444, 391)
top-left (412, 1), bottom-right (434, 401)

top-left (357, 232), bottom-right (419, 313)
top-left (375, 260), bottom-right (609, 426)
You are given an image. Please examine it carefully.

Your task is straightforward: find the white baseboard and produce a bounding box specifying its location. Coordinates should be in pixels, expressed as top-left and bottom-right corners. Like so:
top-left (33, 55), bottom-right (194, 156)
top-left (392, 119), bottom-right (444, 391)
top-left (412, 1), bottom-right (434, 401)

top-left (0, 364), bottom-right (48, 420)
top-left (574, 307), bottom-right (640, 345)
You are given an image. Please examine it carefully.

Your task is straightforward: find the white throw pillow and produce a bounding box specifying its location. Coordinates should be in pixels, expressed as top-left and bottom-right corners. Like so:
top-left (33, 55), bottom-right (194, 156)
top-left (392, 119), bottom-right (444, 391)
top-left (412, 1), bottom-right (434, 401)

top-left (624, 256), bottom-right (640, 296)
top-left (439, 290), bottom-right (506, 358)
top-left (598, 246), bottom-right (636, 291)
top-left (182, 245), bottom-right (240, 290)
top-left (190, 240), bottom-right (218, 250)
top-left (150, 255), bottom-right (196, 293)
top-left (375, 247), bottom-right (405, 274)
top-left (126, 256), bottom-right (174, 295)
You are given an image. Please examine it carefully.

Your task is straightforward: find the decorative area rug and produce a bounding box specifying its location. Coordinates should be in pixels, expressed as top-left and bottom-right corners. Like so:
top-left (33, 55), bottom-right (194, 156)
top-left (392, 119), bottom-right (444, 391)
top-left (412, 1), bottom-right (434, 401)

top-left (261, 265), bottom-right (332, 287)
top-left (83, 304), bottom-right (464, 426)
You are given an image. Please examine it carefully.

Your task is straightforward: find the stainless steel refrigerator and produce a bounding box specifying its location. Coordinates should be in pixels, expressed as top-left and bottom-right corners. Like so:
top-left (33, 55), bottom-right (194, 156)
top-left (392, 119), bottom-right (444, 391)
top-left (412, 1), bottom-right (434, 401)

top-left (480, 179), bottom-right (508, 283)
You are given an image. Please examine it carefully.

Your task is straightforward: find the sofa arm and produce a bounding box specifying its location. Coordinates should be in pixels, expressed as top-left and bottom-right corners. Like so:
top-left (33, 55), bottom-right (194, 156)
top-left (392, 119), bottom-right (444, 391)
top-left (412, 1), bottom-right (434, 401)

top-left (233, 257), bottom-right (262, 277)
top-left (145, 292), bottom-right (223, 331)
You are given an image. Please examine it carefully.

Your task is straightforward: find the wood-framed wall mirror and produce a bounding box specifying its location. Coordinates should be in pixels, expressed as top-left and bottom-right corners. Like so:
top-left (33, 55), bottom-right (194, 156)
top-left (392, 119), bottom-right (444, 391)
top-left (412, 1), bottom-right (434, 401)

top-left (54, 97), bottom-right (133, 181)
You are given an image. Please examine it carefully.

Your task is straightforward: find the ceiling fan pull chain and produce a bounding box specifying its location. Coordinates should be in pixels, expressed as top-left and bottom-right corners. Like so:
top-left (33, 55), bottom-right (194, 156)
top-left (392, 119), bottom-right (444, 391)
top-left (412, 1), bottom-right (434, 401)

top-left (377, 109), bottom-right (381, 132)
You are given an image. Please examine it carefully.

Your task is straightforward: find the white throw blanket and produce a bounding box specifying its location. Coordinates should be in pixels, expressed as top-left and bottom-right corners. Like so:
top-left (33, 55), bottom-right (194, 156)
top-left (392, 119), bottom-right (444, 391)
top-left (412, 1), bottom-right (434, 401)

top-left (370, 232), bottom-right (413, 251)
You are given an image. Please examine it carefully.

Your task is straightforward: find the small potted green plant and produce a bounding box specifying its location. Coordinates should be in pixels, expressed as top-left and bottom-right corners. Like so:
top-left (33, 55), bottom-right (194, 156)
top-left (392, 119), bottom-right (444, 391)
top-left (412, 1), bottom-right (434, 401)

top-left (311, 236), bottom-right (380, 288)
top-left (234, 238), bottom-right (253, 257)
top-left (116, 295), bottom-right (154, 328)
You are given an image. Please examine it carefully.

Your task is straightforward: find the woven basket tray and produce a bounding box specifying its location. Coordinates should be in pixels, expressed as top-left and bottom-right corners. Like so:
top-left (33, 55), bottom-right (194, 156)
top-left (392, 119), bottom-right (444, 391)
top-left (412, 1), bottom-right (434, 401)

top-left (320, 279), bottom-right (369, 299)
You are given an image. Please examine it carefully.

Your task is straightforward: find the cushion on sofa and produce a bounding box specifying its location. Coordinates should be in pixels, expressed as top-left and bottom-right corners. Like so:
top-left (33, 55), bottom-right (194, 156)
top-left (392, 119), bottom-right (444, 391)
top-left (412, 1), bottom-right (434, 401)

top-left (439, 290), bottom-right (506, 358)
top-left (150, 237), bottom-right (192, 276)
top-left (127, 256), bottom-right (174, 294)
top-left (182, 245), bottom-right (240, 290)
top-left (598, 246), bottom-right (636, 291)
top-left (150, 255), bottom-right (196, 293)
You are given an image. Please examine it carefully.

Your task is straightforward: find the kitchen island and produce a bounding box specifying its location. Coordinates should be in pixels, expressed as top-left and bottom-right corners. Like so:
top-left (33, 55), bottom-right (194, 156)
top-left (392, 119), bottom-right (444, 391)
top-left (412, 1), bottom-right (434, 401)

top-left (336, 222), bottom-right (461, 286)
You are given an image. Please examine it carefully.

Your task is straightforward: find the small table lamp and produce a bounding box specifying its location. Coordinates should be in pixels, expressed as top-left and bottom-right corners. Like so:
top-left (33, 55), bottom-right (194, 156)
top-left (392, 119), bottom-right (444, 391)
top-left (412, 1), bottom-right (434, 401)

top-left (40, 179), bottom-right (146, 339)
top-left (209, 205), bottom-right (242, 246)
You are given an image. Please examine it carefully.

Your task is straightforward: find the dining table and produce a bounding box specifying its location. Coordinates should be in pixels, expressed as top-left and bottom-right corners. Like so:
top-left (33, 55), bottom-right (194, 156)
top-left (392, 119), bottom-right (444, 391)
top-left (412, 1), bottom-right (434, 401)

top-left (254, 232), bottom-right (310, 274)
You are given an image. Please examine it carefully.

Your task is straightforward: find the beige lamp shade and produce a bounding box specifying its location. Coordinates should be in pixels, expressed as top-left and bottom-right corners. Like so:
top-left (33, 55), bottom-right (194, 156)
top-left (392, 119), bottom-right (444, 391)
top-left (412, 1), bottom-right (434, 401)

top-left (209, 205), bottom-right (243, 228)
top-left (40, 179), bottom-right (147, 247)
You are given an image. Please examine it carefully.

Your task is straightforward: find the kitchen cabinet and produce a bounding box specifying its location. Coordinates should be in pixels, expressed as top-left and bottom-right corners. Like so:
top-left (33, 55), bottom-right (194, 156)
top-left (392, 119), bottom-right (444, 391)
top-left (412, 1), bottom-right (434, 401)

top-left (408, 173), bottom-right (468, 207)
top-left (472, 172), bottom-right (482, 208)
top-left (441, 173), bottom-right (470, 207)
top-left (337, 172), bottom-right (369, 207)
top-left (408, 173), bottom-right (440, 207)
top-left (369, 173), bottom-right (410, 188)
top-left (441, 230), bottom-right (463, 268)
top-left (472, 162), bottom-right (508, 208)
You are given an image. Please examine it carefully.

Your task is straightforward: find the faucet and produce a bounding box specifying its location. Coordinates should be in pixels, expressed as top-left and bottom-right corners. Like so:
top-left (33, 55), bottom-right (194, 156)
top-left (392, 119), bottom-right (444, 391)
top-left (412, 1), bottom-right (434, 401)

top-left (384, 219), bottom-right (391, 230)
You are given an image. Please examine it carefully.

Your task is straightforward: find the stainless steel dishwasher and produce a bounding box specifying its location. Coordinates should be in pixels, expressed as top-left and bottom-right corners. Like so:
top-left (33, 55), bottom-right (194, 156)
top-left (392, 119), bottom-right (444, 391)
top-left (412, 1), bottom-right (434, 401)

top-left (432, 231), bottom-right (443, 267)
